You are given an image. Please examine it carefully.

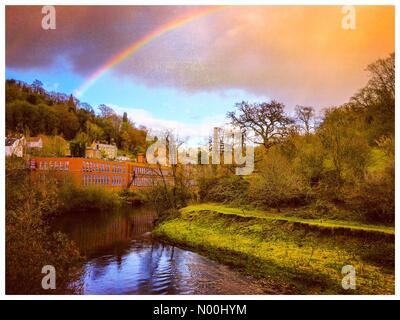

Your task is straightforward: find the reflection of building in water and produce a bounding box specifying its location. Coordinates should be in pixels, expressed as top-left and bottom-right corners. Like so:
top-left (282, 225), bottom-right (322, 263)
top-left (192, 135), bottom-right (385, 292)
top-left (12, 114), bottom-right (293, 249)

top-left (28, 157), bottom-right (173, 190)
top-left (60, 209), bottom-right (156, 257)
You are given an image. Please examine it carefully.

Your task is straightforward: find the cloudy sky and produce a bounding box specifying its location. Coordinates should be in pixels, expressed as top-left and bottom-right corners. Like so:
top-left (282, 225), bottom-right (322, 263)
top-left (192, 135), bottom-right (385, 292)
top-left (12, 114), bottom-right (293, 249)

top-left (6, 5), bottom-right (394, 140)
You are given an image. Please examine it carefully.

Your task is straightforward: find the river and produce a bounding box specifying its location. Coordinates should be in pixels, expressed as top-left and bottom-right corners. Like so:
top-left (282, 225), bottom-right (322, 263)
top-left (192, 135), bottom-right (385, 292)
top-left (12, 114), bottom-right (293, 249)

top-left (54, 206), bottom-right (269, 294)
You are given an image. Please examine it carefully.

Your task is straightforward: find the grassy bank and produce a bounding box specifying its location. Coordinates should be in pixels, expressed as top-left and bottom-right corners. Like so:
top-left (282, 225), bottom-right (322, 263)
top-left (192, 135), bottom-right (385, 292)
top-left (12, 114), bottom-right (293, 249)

top-left (154, 204), bottom-right (394, 294)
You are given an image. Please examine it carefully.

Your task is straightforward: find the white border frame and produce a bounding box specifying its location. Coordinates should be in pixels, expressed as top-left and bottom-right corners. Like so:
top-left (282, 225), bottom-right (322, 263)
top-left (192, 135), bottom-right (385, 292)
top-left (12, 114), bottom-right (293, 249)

top-left (1, 0), bottom-right (398, 300)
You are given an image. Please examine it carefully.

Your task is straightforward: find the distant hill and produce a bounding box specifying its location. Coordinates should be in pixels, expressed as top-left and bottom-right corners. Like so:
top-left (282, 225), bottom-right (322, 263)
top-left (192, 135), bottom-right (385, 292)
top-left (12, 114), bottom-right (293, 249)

top-left (6, 79), bottom-right (147, 156)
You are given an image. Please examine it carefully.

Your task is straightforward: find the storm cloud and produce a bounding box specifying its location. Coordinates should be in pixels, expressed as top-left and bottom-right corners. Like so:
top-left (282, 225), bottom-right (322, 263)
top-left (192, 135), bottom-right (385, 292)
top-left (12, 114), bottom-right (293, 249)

top-left (6, 5), bottom-right (394, 109)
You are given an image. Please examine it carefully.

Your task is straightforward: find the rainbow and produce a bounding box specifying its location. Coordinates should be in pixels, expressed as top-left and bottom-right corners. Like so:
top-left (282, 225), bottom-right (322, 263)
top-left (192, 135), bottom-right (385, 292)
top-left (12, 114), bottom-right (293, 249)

top-left (75, 6), bottom-right (226, 97)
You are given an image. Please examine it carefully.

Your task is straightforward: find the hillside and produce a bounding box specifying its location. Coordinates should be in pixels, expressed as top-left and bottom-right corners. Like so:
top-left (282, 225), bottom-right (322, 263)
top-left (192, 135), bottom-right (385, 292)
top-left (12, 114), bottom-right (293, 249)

top-left (6, 79), bottom-right (147, 157)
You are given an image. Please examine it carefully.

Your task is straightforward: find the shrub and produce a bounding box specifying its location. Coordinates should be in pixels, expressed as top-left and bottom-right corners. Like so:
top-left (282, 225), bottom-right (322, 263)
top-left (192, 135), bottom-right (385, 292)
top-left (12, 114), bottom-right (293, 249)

top-left (118, 189), bottom-right (148, 205)
top-left (198, 175), bottom-right (249, 205)
top-left (249, 150), bottom-right (309, 209)
top-left (6, 158), bottom-right (82, 294)
top-left (344, 170), bottom-right (394, 224)
top-left (58, 183), bottom-right (121, 214)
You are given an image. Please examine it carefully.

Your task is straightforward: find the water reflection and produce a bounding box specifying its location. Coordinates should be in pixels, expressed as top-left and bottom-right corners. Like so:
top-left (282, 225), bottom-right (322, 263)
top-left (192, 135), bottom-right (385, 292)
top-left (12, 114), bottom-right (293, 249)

top-left (55, 206), bottom-right (267, 294)
top-left (55, 207), bottom-right (155, 258)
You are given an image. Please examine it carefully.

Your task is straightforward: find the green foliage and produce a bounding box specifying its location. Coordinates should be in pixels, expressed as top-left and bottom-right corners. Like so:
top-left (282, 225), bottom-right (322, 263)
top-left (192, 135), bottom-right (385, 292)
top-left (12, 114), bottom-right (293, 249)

top-left (69, 141), bottom-right (86, 157)
top-left (198, 175), bottom-right (249, 205)
top-left (201, 53), bottom-right (394, 224)
top-left (133, 164), bottom-right (198, 215)
top-left (6, 158), bottom-right (82, 294)
top-left (180, 204), bottom-right (394, 234)
top-left (6, 157), bottom-right (125, 293)
top-left (318, 106), bottom-right (371, 183)
top-left (351, 53), bottom-right (394, 143)
top-left (291, 135), bottom-right (325, 186)
top-left (58, 182), bottom-right (121, 214)
top-left (69, 132), bottom-right (89, 157)
top-left (118, 189), bottom-right (148, 205)
top-left (249, 148), bottom-right (309, 209)
top-left (86, 122), bottom-right (104, 142)
top-left (31, 135), bottom-right (69, 157)
top-left (343, 163), bottom-right (394, 224)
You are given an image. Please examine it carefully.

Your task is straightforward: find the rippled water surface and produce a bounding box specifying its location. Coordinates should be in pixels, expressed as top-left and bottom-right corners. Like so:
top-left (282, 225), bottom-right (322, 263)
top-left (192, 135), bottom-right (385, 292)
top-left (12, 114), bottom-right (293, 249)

top-left (55, 206), bottom-right (267, 294)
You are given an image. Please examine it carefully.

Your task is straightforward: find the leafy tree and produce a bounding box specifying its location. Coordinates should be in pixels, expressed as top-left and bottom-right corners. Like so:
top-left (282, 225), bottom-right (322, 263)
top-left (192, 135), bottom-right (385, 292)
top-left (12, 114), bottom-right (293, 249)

top-left (87, 122), bottom-right (104, 142)
top-left (69, 132), bottom-right (89, 157)
top-left (249, 148), bottom-right (308, 210)
top-left (67, 94), bottom-right (77, 112)
top-left (58, 108), bottom-right (80, 140)
top-left (351, 53), bottom-right (394, 142)
top-left (319, 106), bottom-right (371, 184)
top-left (123, 112), bottom-right (128, 123)
top-left (5, 79), bottom-right (148, 157)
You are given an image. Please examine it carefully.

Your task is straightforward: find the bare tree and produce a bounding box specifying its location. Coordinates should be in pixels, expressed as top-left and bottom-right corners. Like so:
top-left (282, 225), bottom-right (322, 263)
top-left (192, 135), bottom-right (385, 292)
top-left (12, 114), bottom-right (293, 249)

top-left (295, 105), bottom-right (315, 134)
top-left (227, 100), bottom-right (294, 150)
top-left (98, 104), bottom-right (116, 118)
top-left (31, 79), bottom-right (44, 94)
top-left (79, 102), bottom-right (95, 115)
top-left (147, 129), bottom-right (189, 210)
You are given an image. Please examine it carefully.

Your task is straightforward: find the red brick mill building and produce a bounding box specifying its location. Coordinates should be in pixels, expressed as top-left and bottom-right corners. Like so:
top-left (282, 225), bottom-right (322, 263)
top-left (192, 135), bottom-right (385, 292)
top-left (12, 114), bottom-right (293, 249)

top-left (28, 156), bottom-right (173, 190)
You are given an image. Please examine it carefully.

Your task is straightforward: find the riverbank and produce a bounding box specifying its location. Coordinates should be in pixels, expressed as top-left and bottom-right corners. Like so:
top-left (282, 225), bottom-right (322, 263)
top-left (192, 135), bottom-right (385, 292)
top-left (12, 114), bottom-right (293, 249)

top-left (154, 204), bottom-right (395, 294)
top-left (56, 206), bottom-right (276, 294)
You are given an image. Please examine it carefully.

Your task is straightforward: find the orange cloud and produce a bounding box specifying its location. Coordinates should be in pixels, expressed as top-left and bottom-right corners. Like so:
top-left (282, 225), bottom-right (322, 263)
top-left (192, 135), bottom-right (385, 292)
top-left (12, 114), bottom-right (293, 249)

top-left (6, 5), bottom-right (394, 109)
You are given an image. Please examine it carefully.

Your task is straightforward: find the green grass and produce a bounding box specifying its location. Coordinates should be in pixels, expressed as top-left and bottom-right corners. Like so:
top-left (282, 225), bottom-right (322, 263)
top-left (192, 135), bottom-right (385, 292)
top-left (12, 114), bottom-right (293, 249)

top-left (154, 204), bottom-right (394, 294)
top-left (182, 204), bottom-right (394, 235)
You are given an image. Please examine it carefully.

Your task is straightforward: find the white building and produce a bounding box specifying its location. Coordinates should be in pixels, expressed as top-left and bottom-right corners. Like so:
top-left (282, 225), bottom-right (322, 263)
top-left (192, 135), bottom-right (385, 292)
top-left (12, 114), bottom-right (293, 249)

top-left (116, 155), bottom-right (131, 161)
top-left (26, 137), bottom-right (43, 149)
top-left (88, 142), bottom-right (118, 160)
top-left (5, 137), bottom-right (25, 157)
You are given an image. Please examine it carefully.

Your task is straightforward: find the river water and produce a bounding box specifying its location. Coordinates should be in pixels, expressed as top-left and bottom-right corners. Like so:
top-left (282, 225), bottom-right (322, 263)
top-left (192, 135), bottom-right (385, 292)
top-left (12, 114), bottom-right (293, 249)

top-left (55, 206), bottom-right (268, 294)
